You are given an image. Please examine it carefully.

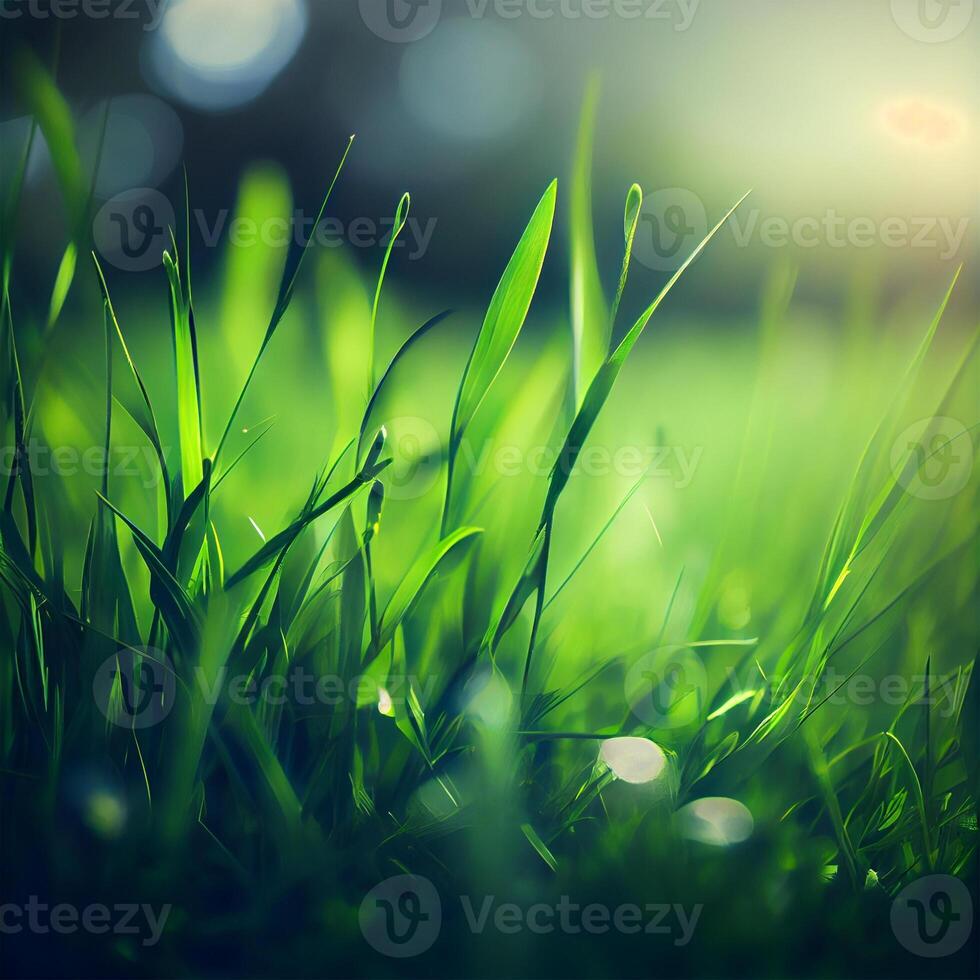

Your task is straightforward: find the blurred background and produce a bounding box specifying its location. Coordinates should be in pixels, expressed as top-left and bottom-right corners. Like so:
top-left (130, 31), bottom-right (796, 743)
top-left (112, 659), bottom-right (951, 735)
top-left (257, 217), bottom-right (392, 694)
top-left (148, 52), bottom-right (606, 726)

top-left (1, 0), bottom-right (976, 320)
top-left (1, 9), bottom-right (977, 978)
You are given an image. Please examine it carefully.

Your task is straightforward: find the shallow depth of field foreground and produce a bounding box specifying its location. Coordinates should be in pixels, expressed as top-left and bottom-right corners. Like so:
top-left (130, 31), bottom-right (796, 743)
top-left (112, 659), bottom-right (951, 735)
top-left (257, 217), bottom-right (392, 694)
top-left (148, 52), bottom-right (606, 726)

top-left (1, 5), bottom-right (977, 980)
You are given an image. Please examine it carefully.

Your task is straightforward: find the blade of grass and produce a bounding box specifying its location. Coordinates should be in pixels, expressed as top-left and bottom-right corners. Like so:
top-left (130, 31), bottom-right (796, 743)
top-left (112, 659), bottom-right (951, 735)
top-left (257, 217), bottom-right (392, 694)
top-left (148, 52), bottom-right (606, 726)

top-left (442, 179), bottom-right (557, 532)
top-left (569, 76), bottom-right (607, 407)
top-left (213, 136), bottom-right (355, 466)
top-left (367, 191), bottom-right (411, 396)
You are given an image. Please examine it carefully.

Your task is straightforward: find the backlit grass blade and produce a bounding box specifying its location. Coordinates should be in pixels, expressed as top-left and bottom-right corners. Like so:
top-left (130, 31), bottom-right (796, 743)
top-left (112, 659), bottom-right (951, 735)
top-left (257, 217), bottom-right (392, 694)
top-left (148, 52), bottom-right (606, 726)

top-left (521, 821), bottom-right (558, 872)
top-left (92, 255), bottom-right (172, 523)
top-left (45, 243), bottom-right (76, 333)
top-left (376, 526), bottom-right (482, 652)
top-left (882, 731), bottom-right (934, 869)
top-left (543, 466), bottom-right (650, 610)
top-left (218, 165), bottom-right (291, 375)
top-left (357, 309), bottom-right (452, 464)
top-left (224, 456), bottom-right (391, 589)
top-left (443, 179), bottom-right (557, 531)
top-left (81, 304), bottom-right (140, 643)
top-left (542, 191), bottom-right (751, 523)
top-left (213, 136), bottom-right (355, 465)
top-left (164, 249), bottom-right (204, 492)
top-left (367, 191), bottom-right (411, 395)
top-left (609, 183), bottom-right (643, 334)
top-left (491, 191), bottom-right (750, 691)
top-left (810, 266), bottom-right (962, 615)
top-left (96, 492), bottom-right (202, 656)
top-left (1, 295), bottom-right (37, 554)
top-left (569, 76), bottom-right (608, 407)
top-left (485, 525), bottom-right (548, 656)
top-left (45, 100), bottom-right (108, 335)
top-left (10, 45), bottom-right (86, 239)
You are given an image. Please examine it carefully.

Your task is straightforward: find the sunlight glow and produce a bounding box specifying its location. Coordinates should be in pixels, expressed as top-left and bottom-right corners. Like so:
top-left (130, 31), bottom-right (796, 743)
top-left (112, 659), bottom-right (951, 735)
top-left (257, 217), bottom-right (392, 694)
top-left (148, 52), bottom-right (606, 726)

top-left (677, 797), bottom-right (754, 846)
top-left (143, 0), bottom-right (307, 111)
top-left (599, 737), bottom-right (667, 784)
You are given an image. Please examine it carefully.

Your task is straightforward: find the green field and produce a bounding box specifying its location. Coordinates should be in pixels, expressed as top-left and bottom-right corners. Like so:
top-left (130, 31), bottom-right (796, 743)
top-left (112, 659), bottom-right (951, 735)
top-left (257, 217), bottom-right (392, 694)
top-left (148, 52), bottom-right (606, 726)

top-left (1, 52), bottom-right (977, 980)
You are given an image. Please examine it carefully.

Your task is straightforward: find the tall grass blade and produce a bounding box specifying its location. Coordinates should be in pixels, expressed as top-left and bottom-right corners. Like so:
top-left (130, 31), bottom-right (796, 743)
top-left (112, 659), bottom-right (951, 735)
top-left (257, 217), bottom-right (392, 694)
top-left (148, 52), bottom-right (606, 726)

top-left (569, 77), bottom-right (607, 406)
top-left (443, 179), bottom-right (557, 530)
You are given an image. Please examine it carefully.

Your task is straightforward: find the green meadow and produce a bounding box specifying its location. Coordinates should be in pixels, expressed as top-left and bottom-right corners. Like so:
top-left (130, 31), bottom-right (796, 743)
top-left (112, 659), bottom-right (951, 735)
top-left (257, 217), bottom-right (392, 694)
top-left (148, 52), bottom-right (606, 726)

top-left (1, 52), bottom-right (977, 980)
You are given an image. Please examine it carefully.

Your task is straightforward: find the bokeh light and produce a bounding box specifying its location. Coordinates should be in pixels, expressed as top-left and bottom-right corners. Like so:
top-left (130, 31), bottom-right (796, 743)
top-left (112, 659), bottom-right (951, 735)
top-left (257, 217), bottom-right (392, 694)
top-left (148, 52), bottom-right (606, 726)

top-left (142, 0), bottom-right (308, 111)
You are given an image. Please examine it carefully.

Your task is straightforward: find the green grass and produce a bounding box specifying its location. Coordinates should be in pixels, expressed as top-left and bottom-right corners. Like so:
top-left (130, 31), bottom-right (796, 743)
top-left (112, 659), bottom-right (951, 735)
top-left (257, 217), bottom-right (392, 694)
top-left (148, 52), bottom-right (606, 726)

top-left (0, 58), bottom-right (977, 980)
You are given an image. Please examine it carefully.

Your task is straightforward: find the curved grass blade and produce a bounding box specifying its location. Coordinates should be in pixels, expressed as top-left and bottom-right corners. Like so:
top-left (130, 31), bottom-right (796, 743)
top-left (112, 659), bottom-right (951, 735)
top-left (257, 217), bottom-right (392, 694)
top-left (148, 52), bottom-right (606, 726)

top-left (811, 266), bottom-right (963, 615)
top-left (542, 191), bottom-right (751, 523)
top-left (443, 179), bottom-right (557, 531)
top-left (164, 249), bottom-right (204, 491)
top-left (367, 191), bottom-right (411, 394)
top-left (10, 45), bottom-right (86, 238)
top-left (357, 309), bottom-right (452, 463)
top-left (608, 183), bottom-right (642, 334)
top-left (224, 456), bottom-right (390, 590)
top-left (92, 255), bottom-right (172, 519)
top-left (211, 418), bottom-right (276, 493)
top-left (376, 526), bottom-right (482, 652)
top-left (882, 731), bottom-right (933, 870)
top-left (544, 466), bottom-right (650, 610)
top-left (95, 492), bottom-right (201, 655)
top-left (489, 191), bottom-right (750, 692)
top-left (1, 296), bottom-right (37, 553)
